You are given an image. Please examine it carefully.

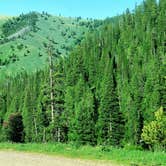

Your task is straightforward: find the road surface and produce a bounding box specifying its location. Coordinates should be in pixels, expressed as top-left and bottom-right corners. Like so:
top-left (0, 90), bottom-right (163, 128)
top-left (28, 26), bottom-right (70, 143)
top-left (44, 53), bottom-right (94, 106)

top-left (0, 151), bottom-right (118, 166)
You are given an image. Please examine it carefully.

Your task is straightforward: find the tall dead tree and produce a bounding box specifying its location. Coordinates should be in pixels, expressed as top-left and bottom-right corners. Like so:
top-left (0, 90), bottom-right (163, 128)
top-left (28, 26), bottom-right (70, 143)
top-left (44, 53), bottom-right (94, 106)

top-left (48, 44), bottom-right (54, 123)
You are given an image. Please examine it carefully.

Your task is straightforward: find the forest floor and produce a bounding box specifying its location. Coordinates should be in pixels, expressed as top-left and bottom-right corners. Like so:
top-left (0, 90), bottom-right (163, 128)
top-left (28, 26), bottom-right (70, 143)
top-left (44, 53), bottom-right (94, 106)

top-left (0, 151), bottom-right (119, 166)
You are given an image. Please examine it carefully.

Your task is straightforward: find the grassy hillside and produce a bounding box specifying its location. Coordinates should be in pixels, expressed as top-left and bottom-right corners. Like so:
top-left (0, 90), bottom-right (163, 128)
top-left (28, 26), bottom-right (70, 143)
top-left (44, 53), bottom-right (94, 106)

top-left (0, 12), bottom-right (97, 81)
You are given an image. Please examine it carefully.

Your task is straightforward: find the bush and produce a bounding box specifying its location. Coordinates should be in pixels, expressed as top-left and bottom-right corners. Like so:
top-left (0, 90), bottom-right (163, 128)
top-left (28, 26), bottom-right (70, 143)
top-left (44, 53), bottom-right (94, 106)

top-left (8, 113), bottom-right (24, 143)
top-left (141, 107), bottom-right (166, 151)
top-left (0, 122), bottom-right (9, 141)
top-left (17, 43), bottom-right (24, 50)
top-left (124, 143), bottom-right (143, 151)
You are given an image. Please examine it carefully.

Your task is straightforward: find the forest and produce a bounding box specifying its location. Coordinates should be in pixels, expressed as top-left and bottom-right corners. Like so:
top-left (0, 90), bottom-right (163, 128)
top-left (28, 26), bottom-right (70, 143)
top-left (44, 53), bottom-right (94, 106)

top-left (0, 0), bottom-right (165, 153)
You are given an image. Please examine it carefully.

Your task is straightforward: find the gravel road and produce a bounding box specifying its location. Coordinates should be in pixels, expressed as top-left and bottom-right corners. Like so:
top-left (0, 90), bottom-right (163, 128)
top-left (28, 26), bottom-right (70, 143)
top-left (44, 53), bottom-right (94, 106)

top-left (0, 151), bottom-right (118, 166)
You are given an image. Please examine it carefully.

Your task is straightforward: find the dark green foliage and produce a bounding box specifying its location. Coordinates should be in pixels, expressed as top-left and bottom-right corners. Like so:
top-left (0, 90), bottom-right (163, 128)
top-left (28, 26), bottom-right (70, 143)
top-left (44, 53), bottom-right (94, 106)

top-left (8, 113), bottom-right (24, 142)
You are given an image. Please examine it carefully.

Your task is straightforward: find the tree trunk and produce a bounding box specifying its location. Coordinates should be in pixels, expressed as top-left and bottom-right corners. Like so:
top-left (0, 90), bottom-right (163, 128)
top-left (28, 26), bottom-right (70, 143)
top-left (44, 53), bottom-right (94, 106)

top-left (33, 116), bottom-right (38, 137)
top-left (48, 44), bottom-right (54, 122)
top-left (43, 127), bottom-right (46, 142)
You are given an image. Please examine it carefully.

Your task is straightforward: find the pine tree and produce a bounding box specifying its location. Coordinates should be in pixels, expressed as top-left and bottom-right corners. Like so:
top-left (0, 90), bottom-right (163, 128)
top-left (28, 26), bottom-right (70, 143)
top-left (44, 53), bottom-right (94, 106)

top-left (22, 87), bottom-right (35, 142)
top-left (74, 87), bottom-right (96, 145)
top-left (97, 54), bottom-right (124, 146)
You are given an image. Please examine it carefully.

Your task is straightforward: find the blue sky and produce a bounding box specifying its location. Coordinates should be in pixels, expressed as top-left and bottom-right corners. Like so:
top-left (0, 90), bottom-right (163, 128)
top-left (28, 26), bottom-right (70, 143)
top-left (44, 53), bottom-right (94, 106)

top-left (0, 0), bottom-right (143, 19)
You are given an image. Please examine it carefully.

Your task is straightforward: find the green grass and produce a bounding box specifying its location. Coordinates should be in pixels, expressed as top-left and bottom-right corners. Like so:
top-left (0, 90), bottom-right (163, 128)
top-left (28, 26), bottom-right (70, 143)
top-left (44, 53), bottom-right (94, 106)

top-left (0, 143), bottom-right (165, 166)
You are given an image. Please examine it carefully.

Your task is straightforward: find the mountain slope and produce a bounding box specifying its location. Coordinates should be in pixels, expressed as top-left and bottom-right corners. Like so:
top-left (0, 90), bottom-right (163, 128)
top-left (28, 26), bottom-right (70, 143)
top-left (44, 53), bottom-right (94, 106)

top-left (0, 12), bottom-right (98, 81)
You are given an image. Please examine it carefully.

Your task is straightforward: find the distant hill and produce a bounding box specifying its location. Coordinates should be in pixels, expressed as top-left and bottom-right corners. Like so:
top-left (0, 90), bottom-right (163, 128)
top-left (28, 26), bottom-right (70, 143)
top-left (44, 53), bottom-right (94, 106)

top-left (0, 12), bottom-right (101, 81)
top-left (0, 16), bottom-right (11, 19)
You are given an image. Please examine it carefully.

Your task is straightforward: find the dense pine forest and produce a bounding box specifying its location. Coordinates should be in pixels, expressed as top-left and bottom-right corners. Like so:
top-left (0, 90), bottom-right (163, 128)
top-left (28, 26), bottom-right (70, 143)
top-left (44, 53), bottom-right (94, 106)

top-left (0, 0), bottom-right (165, 152)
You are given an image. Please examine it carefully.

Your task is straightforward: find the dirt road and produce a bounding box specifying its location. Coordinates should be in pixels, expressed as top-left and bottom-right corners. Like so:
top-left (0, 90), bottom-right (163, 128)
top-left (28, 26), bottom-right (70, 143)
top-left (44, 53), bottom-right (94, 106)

top-left (7, 26), bottom-right (30, 40)
top-left (0, 151), bottom-right (118, 166)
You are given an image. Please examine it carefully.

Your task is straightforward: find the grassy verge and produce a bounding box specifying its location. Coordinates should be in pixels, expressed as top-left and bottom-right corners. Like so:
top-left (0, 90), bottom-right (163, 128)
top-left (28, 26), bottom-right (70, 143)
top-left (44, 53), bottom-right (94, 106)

top-left (0, 143), bottom-right (165, 166)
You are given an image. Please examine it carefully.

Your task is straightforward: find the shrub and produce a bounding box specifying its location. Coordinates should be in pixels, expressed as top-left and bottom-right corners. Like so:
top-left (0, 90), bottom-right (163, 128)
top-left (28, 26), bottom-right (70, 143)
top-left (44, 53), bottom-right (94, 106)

top-left (8, 113), bottom-right (24, 143)
top-left (17, 44), bottom-right (24, 50)
top-left (141, 107), bottom-right (166, 151)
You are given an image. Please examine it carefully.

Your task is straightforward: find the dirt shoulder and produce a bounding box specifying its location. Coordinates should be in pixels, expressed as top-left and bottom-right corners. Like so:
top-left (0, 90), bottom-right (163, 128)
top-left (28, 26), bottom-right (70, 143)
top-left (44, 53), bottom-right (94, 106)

top-left (0, 151), bottom-right (120, 166)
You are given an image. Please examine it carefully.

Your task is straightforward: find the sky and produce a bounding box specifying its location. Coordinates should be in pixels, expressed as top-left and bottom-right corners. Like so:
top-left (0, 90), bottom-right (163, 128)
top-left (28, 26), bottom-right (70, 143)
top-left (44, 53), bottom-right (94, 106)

top-left (0, 0), bottom-right (144, 19)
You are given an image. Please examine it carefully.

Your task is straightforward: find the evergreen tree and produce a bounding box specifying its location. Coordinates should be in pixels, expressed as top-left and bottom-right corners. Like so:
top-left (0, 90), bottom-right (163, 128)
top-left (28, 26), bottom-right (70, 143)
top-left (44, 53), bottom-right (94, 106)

top-left (8, 113), bottom-right (24, 143)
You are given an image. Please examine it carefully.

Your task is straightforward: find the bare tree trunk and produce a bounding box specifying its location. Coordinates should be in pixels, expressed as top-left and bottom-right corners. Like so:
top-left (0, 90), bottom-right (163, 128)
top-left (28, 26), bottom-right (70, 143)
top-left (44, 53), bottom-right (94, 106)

top-left (34, 116), bottom-right (38, 137)
top-left (48, 44), bottom-right (54, 123)
top-left (43, 127), bottom-right (46, 142)
top-left (58, 127), bottom-right (60, 142)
